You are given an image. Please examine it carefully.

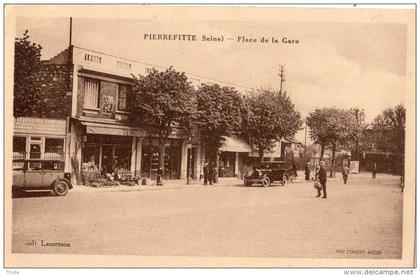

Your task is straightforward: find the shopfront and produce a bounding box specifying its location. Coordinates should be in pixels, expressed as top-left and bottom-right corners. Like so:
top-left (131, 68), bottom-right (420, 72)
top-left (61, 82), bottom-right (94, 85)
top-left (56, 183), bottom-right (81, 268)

top-left (81, 134), bottom-right (133, 175)
top-left (141, 138), bottom-right (182, 180)
top-left (13, 117), bottom-right (67, 161)
top-left (218, 136), bottom-right (253, 179)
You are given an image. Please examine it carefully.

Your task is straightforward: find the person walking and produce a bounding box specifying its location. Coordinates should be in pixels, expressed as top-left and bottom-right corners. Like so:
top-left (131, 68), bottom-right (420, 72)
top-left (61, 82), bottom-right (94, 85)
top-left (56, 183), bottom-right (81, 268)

top-left (342, 163), bottom-right (349, 184)
top-left (372, 162), bottom-right (377, 179)
top-left (292, 162), bottom-right (298, 177)
top-left (203, 161), bottom-right (209, 185)
top-left (318, 161), bottom-right (327, 198)
top-left (304, 162), bottom-right (311, 181)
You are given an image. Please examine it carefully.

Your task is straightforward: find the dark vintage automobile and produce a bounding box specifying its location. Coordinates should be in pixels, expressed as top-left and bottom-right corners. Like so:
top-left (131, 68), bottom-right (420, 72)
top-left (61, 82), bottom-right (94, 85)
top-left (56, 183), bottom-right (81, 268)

top-left (12, 159), bottom-right (73, 196)
top-left (244, 161), bottom-right (295, 187)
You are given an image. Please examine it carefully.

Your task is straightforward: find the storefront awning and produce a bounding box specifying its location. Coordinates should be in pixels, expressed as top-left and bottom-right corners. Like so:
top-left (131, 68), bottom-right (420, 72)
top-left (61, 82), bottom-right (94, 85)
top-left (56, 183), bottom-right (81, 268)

top-left (81, 122), bottom-right (146, 137)
top-left (219, 136), bottom-right (252, 153)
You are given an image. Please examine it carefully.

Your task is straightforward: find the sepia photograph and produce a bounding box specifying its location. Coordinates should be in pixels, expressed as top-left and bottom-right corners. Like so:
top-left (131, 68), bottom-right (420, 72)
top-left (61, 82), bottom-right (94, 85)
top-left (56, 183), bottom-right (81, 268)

top-left (4, 4), bottom-right (416, 268)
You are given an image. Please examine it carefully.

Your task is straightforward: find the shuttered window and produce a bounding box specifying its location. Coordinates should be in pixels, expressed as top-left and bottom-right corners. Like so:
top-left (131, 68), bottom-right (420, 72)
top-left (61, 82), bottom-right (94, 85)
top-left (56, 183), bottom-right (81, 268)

top-left (84, 78), bottom-right (100, 108)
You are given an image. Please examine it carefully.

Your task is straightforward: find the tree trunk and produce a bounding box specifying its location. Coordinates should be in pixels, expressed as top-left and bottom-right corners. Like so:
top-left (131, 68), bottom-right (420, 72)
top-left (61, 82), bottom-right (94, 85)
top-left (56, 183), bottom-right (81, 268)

top-left (214, 149), bottom-right (219, 183)
top-left (258, 146), bottom-right (264, 162)
top-left (330, 142), bottom-right (336, 178)
top-left (320, 144), bottom-right (325, 160)
top-left (157, 139), bottom-right (166, 184)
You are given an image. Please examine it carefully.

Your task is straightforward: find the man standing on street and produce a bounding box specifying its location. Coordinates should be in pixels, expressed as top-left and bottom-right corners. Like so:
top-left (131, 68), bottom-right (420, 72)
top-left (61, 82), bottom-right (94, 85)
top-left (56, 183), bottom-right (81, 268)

top-left (209, 162), bottom-right (216, 185)
top-left (372, 162), bottom-right (377, 179)
top-left (318, 161), bottom-right (327, 198)
top-left (203, 161), bottom-right (209, 185)
top-left (342, 163), bottom-right (349, 184)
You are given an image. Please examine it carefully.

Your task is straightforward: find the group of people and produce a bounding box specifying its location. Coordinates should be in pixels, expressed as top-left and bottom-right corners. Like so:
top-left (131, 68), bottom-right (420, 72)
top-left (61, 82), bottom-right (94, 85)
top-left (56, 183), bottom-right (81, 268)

top-left (203, 161), bottom-right (217, 185)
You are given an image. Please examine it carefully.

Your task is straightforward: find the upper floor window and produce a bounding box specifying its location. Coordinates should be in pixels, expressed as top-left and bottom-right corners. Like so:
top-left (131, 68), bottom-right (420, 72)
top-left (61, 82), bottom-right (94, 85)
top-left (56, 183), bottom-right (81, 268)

top-left (84, 78), bottom-right (100, 108)
top-left (118, 84), bottom-right (128, 111)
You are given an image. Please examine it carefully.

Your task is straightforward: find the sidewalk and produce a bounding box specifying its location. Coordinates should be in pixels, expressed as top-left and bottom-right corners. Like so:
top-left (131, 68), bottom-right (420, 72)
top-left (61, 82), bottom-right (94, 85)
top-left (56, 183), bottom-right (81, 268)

top-left (71, 172), bottom-right (387, 193)
top-left (71, 177), bottom-right (244, 193)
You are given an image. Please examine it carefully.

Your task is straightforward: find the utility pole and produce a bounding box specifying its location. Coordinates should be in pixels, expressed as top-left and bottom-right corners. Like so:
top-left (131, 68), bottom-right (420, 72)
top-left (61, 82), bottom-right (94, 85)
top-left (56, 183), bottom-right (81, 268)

top-left (278, 65), bottom-right (286, 95)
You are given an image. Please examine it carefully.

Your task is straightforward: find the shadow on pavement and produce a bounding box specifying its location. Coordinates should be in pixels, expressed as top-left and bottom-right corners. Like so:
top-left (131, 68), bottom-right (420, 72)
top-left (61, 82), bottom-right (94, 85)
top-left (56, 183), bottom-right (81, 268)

top-left (12, 190), bottom-right (54, 199)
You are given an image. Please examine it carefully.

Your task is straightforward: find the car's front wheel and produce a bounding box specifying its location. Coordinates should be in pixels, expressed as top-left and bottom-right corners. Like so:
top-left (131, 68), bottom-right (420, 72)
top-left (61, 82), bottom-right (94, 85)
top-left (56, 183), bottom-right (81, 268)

top-left (261, 177), bottom-right (270, 187)
top-left (53, 180), bottom-right (69, 196)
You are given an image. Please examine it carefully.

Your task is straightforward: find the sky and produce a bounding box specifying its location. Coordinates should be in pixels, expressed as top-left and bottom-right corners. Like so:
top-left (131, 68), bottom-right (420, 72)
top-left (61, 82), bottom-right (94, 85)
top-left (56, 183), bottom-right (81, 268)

top-left (15, 15), bottom-right (408, 143)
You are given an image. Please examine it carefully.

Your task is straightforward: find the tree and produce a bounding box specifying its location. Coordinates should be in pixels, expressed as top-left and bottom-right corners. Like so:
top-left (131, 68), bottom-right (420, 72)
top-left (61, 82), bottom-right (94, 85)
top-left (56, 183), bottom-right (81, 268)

top-left (195, 83), bottom-right (244, 168)
top-left (306, 107), bottom-right (353, 177)
top-left (129, 67), bottom-right (195, 180)
top-left (242, 88), bottom-right (302, 161)
top-left (371, 104), bottom-right (406, 174)
top-left (14, 30), bottom-right (43, 117)
top-left (348, 108), bottom-right (367, 161)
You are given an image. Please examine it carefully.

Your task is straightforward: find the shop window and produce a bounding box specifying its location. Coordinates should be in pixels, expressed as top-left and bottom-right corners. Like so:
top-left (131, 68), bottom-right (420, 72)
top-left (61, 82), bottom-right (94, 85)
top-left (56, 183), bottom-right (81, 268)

top-left (82, 145), bottom-right (100, 172)
top-left (114, 146), bottom-right (131, 171)
top-left (118, 84), bottom-right (128, 111)
top-left (45, 138), bottom-right (64, 158)
top-left (13, 136), bottom-right (26, 159)
top-left (84, 78), bottom-right (100, 108)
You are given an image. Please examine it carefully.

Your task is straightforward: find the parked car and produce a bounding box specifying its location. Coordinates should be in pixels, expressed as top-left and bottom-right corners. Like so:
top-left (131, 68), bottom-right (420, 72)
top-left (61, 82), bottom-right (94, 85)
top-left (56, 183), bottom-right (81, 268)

top-left (244, 161), bottom-right (294, 187)
top-left (12, 159), bottom-right (72, 196)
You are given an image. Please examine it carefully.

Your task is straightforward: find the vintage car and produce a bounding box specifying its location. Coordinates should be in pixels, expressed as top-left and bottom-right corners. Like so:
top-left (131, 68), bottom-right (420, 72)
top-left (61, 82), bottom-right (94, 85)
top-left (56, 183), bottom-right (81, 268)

top-left (12, 159), bottom-right (72, 196)
top-left (244, 161), bottom-right (295, 187)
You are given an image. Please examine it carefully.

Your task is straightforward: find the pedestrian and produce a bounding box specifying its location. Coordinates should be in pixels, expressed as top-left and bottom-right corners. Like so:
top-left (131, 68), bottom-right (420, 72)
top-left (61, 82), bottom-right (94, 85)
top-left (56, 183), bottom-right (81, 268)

top-left (203, 161), bottom-right (209, 185)
top-left (209, 162), bottom-right (216, 185)
top-left (342, 163), bottom-right (349, 184)
top-left (292, 162), bottom-right (298, 177)
top-left (317, 161), bottom-right (327, 198)
top-left (372, 162), bottom-right (377, 179)
top-left (304, 162), bottom-right (311, 181)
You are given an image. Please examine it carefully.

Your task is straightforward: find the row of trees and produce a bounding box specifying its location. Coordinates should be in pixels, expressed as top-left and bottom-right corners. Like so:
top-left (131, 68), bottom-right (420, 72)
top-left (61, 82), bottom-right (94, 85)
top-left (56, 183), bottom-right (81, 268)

top-left (306, 105), bottom-right (406, 175)
top-left (128, 68), bottom-right (303, 176)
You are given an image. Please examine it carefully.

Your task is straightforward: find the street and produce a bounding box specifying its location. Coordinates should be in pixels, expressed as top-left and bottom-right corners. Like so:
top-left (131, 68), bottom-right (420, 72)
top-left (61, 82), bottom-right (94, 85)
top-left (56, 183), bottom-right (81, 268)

top-left (12, 173), bottom-right (403, 259)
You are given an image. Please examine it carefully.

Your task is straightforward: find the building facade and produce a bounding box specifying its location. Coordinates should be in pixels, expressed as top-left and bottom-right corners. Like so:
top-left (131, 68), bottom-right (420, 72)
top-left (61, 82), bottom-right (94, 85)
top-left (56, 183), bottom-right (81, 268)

top-left (16, 45), bottom-right (296, 185)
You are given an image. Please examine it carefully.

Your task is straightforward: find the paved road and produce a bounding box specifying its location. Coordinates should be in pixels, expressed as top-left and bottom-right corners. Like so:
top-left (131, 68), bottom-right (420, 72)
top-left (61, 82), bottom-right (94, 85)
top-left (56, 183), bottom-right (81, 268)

top-left (12, 173), bottom-right (402, 259)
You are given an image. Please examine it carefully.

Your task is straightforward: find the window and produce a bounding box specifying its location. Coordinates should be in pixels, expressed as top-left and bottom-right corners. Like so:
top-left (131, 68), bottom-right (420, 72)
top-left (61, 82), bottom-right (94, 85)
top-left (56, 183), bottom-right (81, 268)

top-left (45, 138), bottom-right (64, 158)
top-left (28, 161), bottom-right (42, 170)
top-left (84, 78), bottom-right (100, 108)
top-left (43, 161), bottom-right (60, 171)
top-left (13, 136), bottom-right (26, 153)
top-left (118, 84), bottom-right (127, 111)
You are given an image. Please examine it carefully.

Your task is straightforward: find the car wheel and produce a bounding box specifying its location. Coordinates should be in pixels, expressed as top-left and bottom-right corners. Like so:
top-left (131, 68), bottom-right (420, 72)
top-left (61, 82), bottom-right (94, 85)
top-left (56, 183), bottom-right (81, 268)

top-left (53, 180), bottom-right (69, 196)
top-left (261, 177), bottom-right (270, 187)
top-left (244, 179), bottom-right (251, 187)
top-left (282, 175), bottom-right (288, 186)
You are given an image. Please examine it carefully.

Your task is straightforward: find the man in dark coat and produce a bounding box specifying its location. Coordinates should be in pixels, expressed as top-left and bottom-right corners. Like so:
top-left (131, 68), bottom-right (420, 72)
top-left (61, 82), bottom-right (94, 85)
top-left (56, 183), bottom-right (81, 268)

top-left (342, 163), bottom-right (349, 184)
top-left (318, 161), bottom-right (327, 198)
top-left (203, 161), bottom-right (209, 185)
top-left (209, 162), bottom-right (216, 185)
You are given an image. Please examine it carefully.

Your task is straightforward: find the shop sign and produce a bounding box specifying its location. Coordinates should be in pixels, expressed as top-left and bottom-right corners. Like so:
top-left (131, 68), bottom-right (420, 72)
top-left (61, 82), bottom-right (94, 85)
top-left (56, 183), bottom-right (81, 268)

top-left (14, 117), bottom-right (66, 136)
